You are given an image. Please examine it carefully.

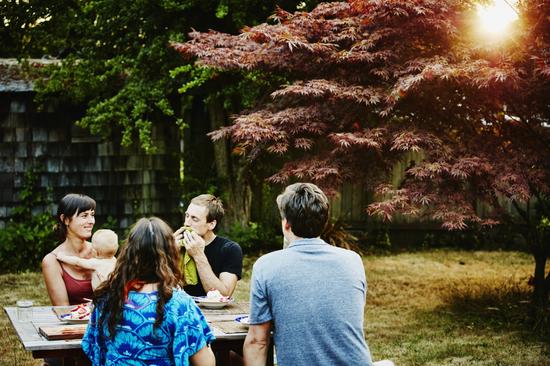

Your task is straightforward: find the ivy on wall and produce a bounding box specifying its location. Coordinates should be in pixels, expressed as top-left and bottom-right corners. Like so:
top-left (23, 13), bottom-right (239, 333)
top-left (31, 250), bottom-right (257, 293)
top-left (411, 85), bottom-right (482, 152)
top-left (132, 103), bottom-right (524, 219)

top-left (0, 169), bottom-right (56, 272)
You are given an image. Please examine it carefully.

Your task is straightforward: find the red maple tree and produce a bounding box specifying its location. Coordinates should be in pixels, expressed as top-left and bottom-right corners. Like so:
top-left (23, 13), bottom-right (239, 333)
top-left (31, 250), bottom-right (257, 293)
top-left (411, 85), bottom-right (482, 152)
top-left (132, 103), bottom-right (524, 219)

top-left (173, 0), bottom-right (550, 323)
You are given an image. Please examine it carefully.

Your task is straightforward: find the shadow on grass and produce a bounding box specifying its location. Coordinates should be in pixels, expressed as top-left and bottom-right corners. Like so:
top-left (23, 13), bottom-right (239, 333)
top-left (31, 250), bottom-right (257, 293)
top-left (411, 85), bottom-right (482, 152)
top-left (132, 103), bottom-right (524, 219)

top-left (431, 278), bottom-right (549, 341)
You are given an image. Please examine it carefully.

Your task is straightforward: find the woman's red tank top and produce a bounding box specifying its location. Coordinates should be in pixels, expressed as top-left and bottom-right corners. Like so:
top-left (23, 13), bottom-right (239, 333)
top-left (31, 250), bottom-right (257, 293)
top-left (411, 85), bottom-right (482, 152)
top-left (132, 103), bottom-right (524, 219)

top-left (61, 265), bottom-right (93, 305)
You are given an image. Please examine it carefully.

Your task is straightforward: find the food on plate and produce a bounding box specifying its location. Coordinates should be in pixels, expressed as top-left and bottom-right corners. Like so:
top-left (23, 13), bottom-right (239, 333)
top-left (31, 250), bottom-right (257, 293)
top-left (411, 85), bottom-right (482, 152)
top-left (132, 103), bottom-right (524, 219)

top-left (60, 302), bottom-right (92, 321)
top-left (206, 289), bottom-right (231, 303)
top-left (206, 289), bottom-right (222, 300)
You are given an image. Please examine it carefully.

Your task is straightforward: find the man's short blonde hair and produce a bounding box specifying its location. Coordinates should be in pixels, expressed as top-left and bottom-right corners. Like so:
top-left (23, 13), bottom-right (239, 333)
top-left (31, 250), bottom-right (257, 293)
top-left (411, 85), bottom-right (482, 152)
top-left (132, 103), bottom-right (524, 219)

top-left (190, 194), bottom-right (225, 225)
top-left (91, 229), bottom-right (119, 257)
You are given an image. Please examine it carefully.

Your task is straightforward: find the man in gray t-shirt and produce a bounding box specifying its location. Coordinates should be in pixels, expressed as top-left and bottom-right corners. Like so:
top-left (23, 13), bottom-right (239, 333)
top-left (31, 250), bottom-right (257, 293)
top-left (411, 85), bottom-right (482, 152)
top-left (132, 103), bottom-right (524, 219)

top-left (243, 183), bottom-right (374, 366)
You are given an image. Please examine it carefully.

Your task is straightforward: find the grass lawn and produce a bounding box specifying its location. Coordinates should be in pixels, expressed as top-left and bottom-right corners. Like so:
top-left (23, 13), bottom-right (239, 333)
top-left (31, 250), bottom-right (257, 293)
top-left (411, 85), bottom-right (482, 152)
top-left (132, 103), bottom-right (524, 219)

top-left (1, 249), bottom-right (549, 365)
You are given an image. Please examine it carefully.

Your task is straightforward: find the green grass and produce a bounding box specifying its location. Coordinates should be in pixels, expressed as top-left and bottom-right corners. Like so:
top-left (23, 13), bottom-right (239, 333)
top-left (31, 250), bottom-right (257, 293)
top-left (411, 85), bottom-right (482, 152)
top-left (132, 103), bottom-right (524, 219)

top-left (362, 250), bottom-right (549, 365)
top-left (1, 250), bottom-right (548, 366)
top-left (0, 272), bottom-right (50, 366)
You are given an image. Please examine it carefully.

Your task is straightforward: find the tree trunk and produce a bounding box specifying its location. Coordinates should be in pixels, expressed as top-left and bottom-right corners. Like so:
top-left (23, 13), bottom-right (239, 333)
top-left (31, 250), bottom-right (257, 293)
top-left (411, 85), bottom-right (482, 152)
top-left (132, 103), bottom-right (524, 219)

top-left (529, 227), bottom-right (550, 331)
top-left (206, 96), bottom-right (252, 231)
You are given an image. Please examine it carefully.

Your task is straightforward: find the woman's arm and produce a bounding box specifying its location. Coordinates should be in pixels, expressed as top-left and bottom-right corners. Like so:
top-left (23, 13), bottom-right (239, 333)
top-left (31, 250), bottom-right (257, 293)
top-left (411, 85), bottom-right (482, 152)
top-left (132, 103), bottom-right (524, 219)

top-left (189, 344), bottom-right (215, 366)
top-left (42, 253), bottom-right (70, 306)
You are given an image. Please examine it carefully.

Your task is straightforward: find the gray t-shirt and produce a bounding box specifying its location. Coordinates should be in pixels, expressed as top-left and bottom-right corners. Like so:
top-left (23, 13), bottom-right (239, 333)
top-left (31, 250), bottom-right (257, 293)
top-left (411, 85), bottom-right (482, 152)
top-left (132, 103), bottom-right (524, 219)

top-left (249, 238), bottom-right (373, 366)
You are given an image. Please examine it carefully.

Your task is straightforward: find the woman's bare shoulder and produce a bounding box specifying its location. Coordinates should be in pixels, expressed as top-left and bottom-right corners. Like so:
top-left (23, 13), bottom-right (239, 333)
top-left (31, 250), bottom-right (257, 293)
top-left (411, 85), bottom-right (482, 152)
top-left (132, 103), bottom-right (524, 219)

top-left (42, 251), bottom-right (61, 269)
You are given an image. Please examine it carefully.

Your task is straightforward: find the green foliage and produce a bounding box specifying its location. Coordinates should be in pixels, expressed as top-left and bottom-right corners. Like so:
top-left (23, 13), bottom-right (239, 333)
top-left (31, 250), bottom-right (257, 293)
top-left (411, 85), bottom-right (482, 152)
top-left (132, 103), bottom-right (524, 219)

top-left (366, 222), bottom-right (393, 251)
top-left (215, 2), bottom-right (229, 19)
top-left (421, 230), bottom-right (484, 250)
top-left (537, 216), bottom-right (550, 230)
top-left (100, 216), bottom-right (119, 232)
top-left (171, 65), bottom-right (217, 94)
top-left (211, 70), bottom-right (289, 111)
top-left (537, 216), bottom-right (550, 247)
top-left (179, 179), bottom-right (220, 215)
top-left (0, 170), bottom-right (56, 273)
top-left (322, 220), bottom-right (363, 253)
top-left (221, 221), bottom-right (281, 254)
top-left (3, 0), bottom-right (317, 153)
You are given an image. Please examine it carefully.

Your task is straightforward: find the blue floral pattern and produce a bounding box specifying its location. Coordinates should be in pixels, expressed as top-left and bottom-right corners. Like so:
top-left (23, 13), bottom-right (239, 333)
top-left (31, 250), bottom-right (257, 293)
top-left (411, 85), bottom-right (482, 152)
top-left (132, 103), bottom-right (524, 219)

top-left (82, 289), bottom-right (215, 365)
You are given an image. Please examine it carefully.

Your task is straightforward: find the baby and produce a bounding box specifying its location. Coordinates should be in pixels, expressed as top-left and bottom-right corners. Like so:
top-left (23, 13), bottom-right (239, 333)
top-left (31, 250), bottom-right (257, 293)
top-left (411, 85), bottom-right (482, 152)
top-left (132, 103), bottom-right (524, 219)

top-left (57, 229), bottom-right (118, 290)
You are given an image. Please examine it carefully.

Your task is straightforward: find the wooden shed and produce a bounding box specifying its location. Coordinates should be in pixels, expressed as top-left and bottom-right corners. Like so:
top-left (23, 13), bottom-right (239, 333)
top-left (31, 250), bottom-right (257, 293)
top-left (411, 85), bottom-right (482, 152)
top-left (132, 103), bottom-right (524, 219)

top-left (0, 59), bottom-right (181, 233)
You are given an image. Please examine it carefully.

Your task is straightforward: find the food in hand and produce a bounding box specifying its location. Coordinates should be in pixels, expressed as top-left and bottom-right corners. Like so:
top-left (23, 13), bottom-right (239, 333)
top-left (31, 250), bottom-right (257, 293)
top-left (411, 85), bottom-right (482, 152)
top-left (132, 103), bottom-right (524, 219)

top-left (178, 226), bottom-right (193, 247)
top-left (206, 289), bottom-right (231, 303)
top-left (60, 302), bottom-right (92, 320)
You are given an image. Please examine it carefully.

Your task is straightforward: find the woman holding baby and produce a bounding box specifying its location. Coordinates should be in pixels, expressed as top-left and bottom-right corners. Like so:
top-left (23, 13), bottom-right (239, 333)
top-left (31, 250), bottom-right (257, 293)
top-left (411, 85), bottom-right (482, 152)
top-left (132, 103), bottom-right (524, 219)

top-left (42, 193), bottom-right (97, 306)
top-left (41, 193), bottom-right (98, 366)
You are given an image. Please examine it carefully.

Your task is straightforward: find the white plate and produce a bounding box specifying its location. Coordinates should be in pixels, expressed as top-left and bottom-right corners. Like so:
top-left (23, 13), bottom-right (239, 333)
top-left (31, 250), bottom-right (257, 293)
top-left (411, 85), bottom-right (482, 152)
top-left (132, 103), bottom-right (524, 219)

top-left (52, 305), bottom-right (91, 324)
top-left (193, 296), bottom-right (233, 309)
top-left (235, 315), bottom-right (250, 327)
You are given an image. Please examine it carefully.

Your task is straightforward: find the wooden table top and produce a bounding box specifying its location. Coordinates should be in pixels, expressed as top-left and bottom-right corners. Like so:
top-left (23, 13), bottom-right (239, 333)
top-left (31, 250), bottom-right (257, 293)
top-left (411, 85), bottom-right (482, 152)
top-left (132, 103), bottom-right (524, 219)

top-left (5, 302), bottom-right (250, 352)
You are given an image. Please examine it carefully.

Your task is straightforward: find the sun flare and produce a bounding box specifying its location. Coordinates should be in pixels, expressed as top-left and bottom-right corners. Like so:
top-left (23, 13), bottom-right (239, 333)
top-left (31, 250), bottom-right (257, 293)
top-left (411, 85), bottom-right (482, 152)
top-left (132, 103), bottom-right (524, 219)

top-left (477, 0), bottom-right (518, 36)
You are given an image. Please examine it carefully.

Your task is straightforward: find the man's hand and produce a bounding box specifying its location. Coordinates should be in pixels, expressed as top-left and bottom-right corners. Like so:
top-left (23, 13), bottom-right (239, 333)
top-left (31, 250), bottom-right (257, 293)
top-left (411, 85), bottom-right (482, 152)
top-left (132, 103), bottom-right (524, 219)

top-left (183, 230), bottom-right (206, 258)
top-left (174, 226), bottom-right (191, 246)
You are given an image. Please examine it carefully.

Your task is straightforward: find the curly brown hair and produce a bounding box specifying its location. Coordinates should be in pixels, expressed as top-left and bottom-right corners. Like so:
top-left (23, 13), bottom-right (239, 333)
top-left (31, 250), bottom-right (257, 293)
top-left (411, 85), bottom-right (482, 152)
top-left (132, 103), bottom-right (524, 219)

top-left (93, 217), bottom-right (182, 338)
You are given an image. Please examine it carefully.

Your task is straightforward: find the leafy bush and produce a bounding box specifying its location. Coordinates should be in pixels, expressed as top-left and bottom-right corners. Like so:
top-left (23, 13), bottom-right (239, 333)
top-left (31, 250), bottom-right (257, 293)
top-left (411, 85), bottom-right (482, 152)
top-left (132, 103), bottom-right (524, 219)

top-left (0, 213), bottom-right (56, 273)
top-left (0, 169), bottom-right (57, 273)
top-left (322, 220), bottom-right (364, 254)
top-left (221, 221), bottom-right (281, 254)
top-left (537, 216), bottom-right (550, 243)
top-left (365, 221), bottom-right (393, 252)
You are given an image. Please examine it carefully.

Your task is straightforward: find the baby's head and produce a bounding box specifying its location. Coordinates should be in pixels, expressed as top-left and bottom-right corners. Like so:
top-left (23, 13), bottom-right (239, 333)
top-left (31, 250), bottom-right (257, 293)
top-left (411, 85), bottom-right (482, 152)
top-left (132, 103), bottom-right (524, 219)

top-left (91, 229), bottom-right (119, 258)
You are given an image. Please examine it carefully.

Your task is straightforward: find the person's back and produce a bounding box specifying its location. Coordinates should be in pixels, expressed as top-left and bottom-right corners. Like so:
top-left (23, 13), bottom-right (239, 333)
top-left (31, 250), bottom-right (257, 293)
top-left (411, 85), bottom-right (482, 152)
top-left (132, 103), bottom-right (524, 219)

top-left (86, 289), bottom-right (212, 364)
top-left (82, 217), bottom-right (215, 366)
top-left (91, 257), bottom-right (117, 289)
top-left (252, 238), bottom-right (372, 366)
top-left (245, 182), bottom-right (373, 366)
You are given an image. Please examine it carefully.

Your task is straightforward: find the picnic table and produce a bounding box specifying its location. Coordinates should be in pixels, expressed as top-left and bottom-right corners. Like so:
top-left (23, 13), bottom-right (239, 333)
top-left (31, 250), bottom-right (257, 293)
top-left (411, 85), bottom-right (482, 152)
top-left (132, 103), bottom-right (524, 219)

top-left (5, 302), bottom-right (273, 366)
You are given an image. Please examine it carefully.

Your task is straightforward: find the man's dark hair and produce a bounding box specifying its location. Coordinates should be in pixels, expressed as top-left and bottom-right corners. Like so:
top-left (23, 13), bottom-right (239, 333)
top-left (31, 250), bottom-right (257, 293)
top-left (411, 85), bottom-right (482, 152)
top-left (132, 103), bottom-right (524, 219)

top-left (276, 183), bottom-right (329, 238)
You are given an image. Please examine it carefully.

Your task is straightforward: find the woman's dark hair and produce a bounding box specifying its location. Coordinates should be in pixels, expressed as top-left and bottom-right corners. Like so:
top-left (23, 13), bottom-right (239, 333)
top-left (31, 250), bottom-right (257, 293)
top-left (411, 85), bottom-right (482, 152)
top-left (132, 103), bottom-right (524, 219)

top-left (56, 193), bottom-right (96, 241)
top-left (93, 217), bottom-right (181, 338)
top-left (276, 182), bottom-right (329, 238)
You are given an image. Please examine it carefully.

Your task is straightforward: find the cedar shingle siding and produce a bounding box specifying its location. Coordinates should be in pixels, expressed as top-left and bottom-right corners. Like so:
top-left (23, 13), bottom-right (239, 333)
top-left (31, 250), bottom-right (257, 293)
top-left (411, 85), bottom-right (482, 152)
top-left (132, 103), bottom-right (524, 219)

top-left (0, 60), bottom-right (180, 232)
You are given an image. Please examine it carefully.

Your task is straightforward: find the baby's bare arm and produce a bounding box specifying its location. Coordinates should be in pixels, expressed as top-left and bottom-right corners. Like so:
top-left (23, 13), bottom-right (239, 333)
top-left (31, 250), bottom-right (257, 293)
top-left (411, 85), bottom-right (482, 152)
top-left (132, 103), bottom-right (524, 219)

top-left (56, 253), bottom-right (98, 270)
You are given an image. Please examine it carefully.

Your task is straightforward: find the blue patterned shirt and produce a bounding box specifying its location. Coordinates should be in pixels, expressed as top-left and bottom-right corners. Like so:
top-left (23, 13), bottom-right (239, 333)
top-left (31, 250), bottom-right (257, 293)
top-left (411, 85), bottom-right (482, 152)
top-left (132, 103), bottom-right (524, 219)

top-left (82, 289), bottom-right (215, 365)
